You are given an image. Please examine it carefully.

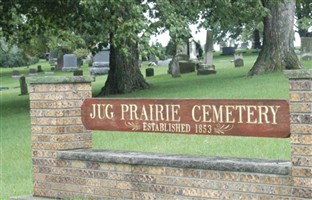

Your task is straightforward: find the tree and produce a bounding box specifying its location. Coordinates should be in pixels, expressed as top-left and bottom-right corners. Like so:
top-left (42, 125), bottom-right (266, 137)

top-left (248, 0), bottom-right (301, 75)
top-left (296, 0), bottom-right (312, 38)
top-left (79, 1), bottom-right (151, 95)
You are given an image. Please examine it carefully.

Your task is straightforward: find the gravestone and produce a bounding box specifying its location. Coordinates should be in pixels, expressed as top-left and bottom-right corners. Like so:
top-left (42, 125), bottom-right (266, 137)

top-left (49, 51), bottom-right (58, 66)
top-left (252, 29), bottom-right (261, 49)
top-left (37, 65), bottom-right (43, 73)
top-left (146, 68), bottom-right (154, 77)
top-left (240, 42), bottom-right (249, 49)
top-left (62, 54), bottom-right (78, 72)
top-left (234, 53), bottom-right (244, 67)
top-left (0, 86), bottom-right (9, 91)
top-left (169, 54), bottom-right (196, 76)
top-left (197, 30), bottom-right (216, 75)
top-left (28, 68), bottom-right (37, 76)
top-left (89, 50), bottom-right (110, 75)
top-left (19, 76), bottom-right (28, 95)
top-left (179, 61), bottom-right (196, 73)
top-left (189, 40), bottom-right (197, 60)
top-left (301, 37), bottom-right (312, 61)
top-left (73, 70), bottom-right (83, 76)
top-left (11, 70), bottom-right (21, 78)
top-left (221, 47), bottom-right (235, 55)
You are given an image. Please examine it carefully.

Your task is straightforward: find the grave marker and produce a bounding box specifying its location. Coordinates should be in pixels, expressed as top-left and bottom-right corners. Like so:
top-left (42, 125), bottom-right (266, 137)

top-left (234, 53), bottom-right (244, 67)
top-left (19, 75), bottom-right (28, 95)
top-left (301, 37), bottom-right (312, 60)
top-left (62, 54), bottom-right (78, 72)
top-left (89, 50), bottom-right (110, 75)
top-left (197, 30), bottom-right (216, 75)
top-left (11, 70), bottom-right (21, 78)
top-left (28, 68), bottom-right (37, 76)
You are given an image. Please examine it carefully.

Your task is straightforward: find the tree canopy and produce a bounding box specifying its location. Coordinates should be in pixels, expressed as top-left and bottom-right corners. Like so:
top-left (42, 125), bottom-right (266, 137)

top-left (0, 0), bottom-right (305, 93)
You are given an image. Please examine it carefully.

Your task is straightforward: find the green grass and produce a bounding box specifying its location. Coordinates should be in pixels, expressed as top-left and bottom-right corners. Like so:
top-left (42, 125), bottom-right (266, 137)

top-left (92, 54), bottom-right (292, 160)
top-left (0, 53), bottom-right (311, 199)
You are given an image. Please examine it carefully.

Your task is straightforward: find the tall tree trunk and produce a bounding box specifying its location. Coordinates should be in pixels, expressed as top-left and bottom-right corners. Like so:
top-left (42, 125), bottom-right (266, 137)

top-left (97, 34), bottom-right (149, 96)
top-left (248, 0), bottom-right (301, 76)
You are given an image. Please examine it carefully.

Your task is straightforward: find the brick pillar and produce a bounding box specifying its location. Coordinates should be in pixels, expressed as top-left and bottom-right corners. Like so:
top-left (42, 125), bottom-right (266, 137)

top-left (28, 76), bottom-right (93, 197)
top-left (285, 70), bottom-right (312, 199)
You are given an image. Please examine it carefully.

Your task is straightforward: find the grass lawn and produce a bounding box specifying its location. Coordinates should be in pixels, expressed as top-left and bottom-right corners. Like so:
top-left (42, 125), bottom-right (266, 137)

top-left (0, 53), bottom-right (311, 199)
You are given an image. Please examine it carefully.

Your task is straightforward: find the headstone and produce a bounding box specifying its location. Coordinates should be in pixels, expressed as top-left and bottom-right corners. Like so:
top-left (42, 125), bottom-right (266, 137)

top-left (240, 42), bottom-right (249, 49)
top-left (146, 68), bottom-right (154, 77)
top-left (189, 40), bottom-right (197, 60)
top-left (37, 65), bottom-right (43, 73)
top-left (19, 76), bottom-right (28, 95)
top-left (49, 51), bottom-right (58, 66)
top-left (197, 68), bottom-right (217, 75)
top-left (252, 29), bottom-right (261, 49)
top-left (168, 54), bottom-right (188, 75)
top-left (11, 70), bottom-right (21, 78)
top-left (0, 86), bottom-right (9, 91)
top-left (94, 50), bottom-right (110, 63)
top-left (73, 70), bottom-right (83, 76)
top-left (301, 37), bottom-right (312, 61)
top-left (197, 30), bottom-right (216, 75)
top-left (176, 42), bottom-right (188, 55)
top-left (221, 47), bottom-right (235, 55)
top-left (89, 50), bottom-right (110, 75)
top-left (28, 68), bottom-right (37, 76)
top-left (179, 61), bottom-right (196, 73)
top-left (234, 54), bottom-right (244, 67)
top-left (62, 54), bottom-right (78, 72)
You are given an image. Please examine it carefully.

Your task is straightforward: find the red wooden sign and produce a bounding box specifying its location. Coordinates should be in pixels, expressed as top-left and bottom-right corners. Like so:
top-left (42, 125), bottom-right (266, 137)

top-left (81, 98), bottom-right (290, 138)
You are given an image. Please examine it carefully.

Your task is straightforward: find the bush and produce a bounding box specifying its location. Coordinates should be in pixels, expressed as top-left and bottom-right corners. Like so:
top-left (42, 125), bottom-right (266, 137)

top-left (0, 50), bottom-right (39, 67)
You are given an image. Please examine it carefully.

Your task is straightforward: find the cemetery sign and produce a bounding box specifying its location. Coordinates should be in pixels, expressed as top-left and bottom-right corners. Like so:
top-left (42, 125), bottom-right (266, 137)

top-left (81, 98), bottom-right (290, 137)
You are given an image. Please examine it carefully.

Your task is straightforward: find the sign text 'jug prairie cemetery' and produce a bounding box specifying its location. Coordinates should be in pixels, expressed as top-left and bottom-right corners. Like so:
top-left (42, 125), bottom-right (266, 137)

top-left (81, 98), bottom-right (290, 137)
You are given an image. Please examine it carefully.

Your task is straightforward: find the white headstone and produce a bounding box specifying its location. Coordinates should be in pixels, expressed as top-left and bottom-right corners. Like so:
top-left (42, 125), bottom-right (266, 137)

top-left (205, 52), bottom-right (213, 66)
top-left (203, 30), bottom-right (214, 66)
top-left (189, 40), bottom-right (197, 60)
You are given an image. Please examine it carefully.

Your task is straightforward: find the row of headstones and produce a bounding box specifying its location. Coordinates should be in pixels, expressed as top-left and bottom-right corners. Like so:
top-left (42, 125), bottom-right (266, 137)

top-left (12, 52), bottom-right (85, 78)
top-left (12, 69), bottom-right (83, 96)
top-left (11, 65), bottom-right (46, 78)
top-left (164, 53), bottom-right (244, 78)
top-left (50, 51), bottom-right (111, 71)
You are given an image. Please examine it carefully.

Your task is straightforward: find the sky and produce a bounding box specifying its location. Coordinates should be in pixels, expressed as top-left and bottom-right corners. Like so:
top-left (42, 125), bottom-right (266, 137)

top-left (150, 25), bottom-right (302, 50)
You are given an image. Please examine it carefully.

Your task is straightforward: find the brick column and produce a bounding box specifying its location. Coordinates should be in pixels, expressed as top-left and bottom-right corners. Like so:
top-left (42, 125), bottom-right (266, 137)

top-left (28, 76), bottom-right (93, 197)
top-left (285, 70), bottom-right (312, 199)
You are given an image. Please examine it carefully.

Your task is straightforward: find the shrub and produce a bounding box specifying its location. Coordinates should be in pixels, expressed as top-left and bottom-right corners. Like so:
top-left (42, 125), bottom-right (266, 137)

top-left (0, 50), bottom-right (39, 67)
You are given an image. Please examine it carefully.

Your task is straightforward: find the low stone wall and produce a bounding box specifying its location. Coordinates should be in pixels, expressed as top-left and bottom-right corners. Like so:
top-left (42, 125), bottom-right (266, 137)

top-left (19, 70), bottom-right (312, 199)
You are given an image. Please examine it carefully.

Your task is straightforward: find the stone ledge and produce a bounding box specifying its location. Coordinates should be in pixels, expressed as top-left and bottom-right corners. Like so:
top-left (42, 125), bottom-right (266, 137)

top-left (58, 149), bottom-right (291, 175)
top-left (10, 195), bottom-right (55, 200)
top-left (284, 69), bottom-right (312, 79)
top-left (27, 76), bottom-right (94, 84)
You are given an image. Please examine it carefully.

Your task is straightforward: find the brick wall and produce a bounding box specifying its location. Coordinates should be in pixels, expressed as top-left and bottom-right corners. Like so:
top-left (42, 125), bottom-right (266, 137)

top-left (28, 77), bottom-right (93, 197)
top-left (23, 71), bottom-right (311, 200)
top-left (287, 70), bottom-right (312, 198)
